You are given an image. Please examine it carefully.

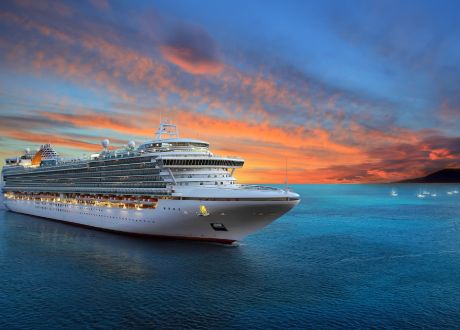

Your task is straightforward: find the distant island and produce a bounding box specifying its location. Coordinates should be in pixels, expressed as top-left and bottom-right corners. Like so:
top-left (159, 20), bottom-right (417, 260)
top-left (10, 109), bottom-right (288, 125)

top-left (398, 168), bottom-right (460, 183)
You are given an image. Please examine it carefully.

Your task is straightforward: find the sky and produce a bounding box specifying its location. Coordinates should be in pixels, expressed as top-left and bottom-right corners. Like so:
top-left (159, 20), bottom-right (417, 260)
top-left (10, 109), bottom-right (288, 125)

top-left (0, 0), bottom-right (459, 183)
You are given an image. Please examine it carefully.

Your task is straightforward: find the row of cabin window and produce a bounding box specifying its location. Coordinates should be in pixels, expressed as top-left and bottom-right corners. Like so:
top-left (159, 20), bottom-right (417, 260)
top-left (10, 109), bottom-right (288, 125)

top-left (5, 162), bottom-right (158, 179)
top-left (5, 158), bottom-right (155, 177)
top-left (5, 170), bottom-right (161, 181)
top-left (5, 182), bottom-right (167, 188)
top-left (6, 175), bottom-right (164, 184)
top-left (34, 205), bottom-right (155, 222)
top-left (174, 173), bottom-right (232, 179)
top-left (177, 181), bottom-right (234, 186)
top-left (89, 156), bottom-right (152, 167)
top-left (88, 162), bottom-right (157, 172)
top-left (163, 159), bottom-right (243, 167)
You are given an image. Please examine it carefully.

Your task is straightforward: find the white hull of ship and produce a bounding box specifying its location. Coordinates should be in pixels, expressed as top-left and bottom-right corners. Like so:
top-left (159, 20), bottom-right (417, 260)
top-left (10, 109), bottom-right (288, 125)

top-left (4, 198), bottom-right (298, 243)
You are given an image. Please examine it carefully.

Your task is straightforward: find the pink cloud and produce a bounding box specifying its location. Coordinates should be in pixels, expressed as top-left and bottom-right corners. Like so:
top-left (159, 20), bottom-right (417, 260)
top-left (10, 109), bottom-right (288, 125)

top-left (428, 148), bottom-right (456, 160)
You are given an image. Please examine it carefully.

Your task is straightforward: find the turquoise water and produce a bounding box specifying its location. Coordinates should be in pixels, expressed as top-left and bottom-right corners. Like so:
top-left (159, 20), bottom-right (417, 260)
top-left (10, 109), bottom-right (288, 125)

top-left (1, 184), bottom-right (460, 328)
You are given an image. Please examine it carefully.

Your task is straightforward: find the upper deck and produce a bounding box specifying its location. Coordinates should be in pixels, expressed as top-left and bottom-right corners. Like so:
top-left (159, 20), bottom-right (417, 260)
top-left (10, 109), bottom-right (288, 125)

top-left (1, 121), bottom-right (245, 193)
top-left (3, 121), bottom-right (243, 172)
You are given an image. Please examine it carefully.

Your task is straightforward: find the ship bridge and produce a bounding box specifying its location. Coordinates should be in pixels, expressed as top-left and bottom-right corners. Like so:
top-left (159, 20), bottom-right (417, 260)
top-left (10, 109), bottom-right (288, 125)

top-left (138, 139), bottom-right (210, 153)
top-left (138, 122), bottom-right (210, 153)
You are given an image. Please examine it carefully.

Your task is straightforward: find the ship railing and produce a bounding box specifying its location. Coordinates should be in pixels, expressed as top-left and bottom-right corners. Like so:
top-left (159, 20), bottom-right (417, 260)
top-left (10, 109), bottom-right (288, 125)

top-left (145, 146), bottom-right (209, 153)
top-left (235, 184), bottom-right (280, 191)
top-left (174, 184), bottom-right (281, 191)
top-left (158, 154), bottom-right (242, 159)
top-left (3, 161), bottom-right (89, 173)
top-left (57, 150), bottom-right (143, 164)
top-left (3, 186), bottom-right (173, 195)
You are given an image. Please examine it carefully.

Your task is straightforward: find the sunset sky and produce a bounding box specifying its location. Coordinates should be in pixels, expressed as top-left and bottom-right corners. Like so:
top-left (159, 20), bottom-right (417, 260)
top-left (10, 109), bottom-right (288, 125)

top-left (0, 0), bottom-right (459, 183)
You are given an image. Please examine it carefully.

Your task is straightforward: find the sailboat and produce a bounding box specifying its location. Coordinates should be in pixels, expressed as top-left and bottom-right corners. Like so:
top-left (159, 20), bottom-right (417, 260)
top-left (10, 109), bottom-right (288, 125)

top-left (416, 188), bottom-right (426, 198)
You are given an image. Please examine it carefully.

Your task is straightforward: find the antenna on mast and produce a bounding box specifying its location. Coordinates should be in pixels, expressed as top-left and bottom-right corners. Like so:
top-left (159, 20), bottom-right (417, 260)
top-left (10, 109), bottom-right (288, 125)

top-left (284, 158), bottom-right (290, 192)
top-left (155, 121), bottom-right (179, 140)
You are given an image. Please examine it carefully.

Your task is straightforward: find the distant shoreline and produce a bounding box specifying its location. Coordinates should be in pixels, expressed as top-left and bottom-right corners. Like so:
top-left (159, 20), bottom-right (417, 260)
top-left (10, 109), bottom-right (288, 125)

top-left (396, 168), bottom-right (460, 183)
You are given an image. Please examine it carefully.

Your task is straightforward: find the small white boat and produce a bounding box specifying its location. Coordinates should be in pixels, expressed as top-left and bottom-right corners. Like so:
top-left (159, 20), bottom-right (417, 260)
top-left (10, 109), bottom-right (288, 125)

top-left (417, 188), bottom-right (426, 198)
top-left (447, 191), bottom-right (454, 195)
top-left (390, 188), bottom-right (398, 197)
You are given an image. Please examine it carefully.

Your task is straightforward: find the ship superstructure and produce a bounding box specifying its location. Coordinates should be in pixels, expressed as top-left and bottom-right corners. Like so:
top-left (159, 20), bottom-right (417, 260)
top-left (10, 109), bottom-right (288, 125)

top-left (1, 122), bottom-right (299, 243)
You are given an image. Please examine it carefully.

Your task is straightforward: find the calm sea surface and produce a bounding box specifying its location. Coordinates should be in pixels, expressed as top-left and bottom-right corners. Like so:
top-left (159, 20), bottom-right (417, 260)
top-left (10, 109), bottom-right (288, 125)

top-left (1, 184), bottom-right (460, 329)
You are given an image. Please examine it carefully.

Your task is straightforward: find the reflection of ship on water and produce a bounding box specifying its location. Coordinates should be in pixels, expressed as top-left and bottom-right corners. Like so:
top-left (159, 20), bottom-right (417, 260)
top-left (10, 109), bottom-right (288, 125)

top-left (5, 211), bottom-right (153, 279)
top-left (3, 211), bottom-right (249, 279)
top-left (0, 191), bottom-right (5, 210)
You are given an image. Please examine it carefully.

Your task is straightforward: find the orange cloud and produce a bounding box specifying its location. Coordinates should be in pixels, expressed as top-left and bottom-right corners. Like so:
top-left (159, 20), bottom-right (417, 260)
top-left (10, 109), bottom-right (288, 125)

top-left (175, 111), bottom-right (363, 156)
top-left (39, 111), bottom-right (152, 136)
top-left (3, 107), bottom-right (460, 183)
top-left (0, 10), bottom-right (337, 125)
top-left (3, 129), bottom-right (100, 151)
top-left (160, 46), bottom-right (224, 75)
top-left (1, 12), bottom-right (181, 101)
top-left (31, 109), bottom-right (371, 183)
top-left (159, 24), bottom-right (224, 75)
top-left (366, 169), bottom-right (392, 180)
top-left (40, 109), bottom-right (362, 157)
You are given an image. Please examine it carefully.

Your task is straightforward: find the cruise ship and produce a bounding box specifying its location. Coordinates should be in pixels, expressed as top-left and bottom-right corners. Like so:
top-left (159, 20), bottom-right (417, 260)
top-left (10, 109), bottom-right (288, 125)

top-left (1, 122), bottom-right (300, 244)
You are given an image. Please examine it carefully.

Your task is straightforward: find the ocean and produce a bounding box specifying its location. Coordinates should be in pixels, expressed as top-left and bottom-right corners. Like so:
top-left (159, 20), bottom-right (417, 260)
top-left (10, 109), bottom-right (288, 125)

top-left (1, 184), bottom-right (460, 329)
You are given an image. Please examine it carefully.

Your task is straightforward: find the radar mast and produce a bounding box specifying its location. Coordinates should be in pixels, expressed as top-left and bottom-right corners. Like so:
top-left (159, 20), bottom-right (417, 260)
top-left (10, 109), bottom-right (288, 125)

top-left (155, 121), bottom-right (179, 140)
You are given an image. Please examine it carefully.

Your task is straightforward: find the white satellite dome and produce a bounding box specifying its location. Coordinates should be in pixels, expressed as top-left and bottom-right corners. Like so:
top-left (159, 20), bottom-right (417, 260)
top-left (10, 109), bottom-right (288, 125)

top-left (25, 147), bottom-right (31, 154)
top-left (101, 139), bottom-right (110, 150)
top-left (128, 140), bottom-right (136, 149)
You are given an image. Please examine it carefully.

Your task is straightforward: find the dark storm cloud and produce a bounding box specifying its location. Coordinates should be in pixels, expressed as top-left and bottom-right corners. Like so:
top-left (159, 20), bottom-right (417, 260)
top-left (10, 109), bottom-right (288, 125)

top-left (160, 25), bottom-right (223, 75)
